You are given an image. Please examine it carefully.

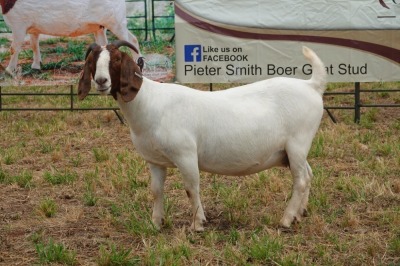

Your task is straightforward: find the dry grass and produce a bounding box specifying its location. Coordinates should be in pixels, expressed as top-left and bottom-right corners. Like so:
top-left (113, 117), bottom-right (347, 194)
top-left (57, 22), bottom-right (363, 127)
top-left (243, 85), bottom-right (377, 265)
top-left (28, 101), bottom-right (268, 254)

top-left (0, 82), bottom-right (399, 265)
top-left (0, 38), bottom-right (399, 265)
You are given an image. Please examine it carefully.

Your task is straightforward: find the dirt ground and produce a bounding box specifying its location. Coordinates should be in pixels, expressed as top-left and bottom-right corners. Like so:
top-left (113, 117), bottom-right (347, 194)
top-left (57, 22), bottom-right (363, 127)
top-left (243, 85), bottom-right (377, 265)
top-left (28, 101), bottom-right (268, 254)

top-left (0, 37), bottom-right (399, 265)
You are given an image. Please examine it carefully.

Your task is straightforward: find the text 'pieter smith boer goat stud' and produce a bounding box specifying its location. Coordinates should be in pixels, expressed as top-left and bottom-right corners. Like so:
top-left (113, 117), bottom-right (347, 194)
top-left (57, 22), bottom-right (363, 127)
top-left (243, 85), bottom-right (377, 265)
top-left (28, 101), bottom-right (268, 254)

top-left (78, 41), bottom-right (327, 231)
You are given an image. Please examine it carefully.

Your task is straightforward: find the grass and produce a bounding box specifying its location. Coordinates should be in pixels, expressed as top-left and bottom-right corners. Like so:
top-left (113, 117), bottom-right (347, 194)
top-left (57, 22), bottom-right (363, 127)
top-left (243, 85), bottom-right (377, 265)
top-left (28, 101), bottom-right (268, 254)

top-left (43, 168), bottom-right (77, 185)
top-left (83, 171), bottom-right (99, 206)
top-left (97, 244), bottom-right (140, 266)
top-left (35, 238), bottom-right (77, 265)
top-left (0, 169), bottom-right (33, 188)
top-left (39, 198), bottom-right (57, 218)
top-left (245, 234), bottom-right (283, 264)
top-left (0, 39), bottom-right (399, 265)
top-left (0, 105), bottom-right (397, 264)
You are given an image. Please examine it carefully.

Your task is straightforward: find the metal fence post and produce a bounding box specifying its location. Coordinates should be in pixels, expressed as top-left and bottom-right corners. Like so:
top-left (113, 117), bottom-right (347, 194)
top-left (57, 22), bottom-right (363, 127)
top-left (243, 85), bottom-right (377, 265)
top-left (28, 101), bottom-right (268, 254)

top-left (70, 85), bottom-right (74, 111)
top-left (354, 82), bottom-right (361, 123)
top-left (152, 0), bottom-right (175, 41)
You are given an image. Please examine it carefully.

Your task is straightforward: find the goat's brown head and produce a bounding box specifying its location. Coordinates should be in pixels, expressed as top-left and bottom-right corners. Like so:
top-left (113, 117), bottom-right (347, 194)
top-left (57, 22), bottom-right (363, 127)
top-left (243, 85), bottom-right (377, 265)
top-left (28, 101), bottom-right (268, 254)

top-left (78, 40), bottom-right (143, 102)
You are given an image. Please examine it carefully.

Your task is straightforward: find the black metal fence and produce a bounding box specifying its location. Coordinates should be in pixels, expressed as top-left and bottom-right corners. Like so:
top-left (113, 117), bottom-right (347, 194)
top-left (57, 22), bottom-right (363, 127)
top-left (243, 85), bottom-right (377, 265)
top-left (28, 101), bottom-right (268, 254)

top-left (1, 82), bottom-right (399, 123)
top-left (0, 85), bottom-right (125, 123)
top-left (0, 0), bottom-right (398, 123)
top-left (323, 82), bottom-right (400, 123)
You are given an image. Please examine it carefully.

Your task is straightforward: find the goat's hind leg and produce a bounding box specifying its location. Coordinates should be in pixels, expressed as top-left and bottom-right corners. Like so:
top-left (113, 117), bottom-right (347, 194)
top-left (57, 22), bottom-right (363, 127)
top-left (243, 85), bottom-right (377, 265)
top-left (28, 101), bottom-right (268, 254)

top-left (94, 26), bottom-right (108, 46)
top-left (280, 147), bottom-right (311, 228)
top-left (149, 163), bottom-right (166, 230)
top-left (109, 24), bottom-right (141, 58)
top-left (30, 33), bottom-right (41, 70)
top-left (298, 162), bottom-right (313, 217)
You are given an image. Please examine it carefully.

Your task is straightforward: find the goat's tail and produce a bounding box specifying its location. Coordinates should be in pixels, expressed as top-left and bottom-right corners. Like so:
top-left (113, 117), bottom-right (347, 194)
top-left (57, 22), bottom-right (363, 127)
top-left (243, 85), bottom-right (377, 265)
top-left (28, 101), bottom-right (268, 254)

top-left (303, 46), bottom-right (327, 95)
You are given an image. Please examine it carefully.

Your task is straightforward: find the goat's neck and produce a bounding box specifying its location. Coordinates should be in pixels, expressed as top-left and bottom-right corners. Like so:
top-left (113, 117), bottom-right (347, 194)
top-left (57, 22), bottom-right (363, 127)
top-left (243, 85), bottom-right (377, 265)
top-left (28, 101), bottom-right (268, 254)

top-left (116, 78), bottom-right (159, 134)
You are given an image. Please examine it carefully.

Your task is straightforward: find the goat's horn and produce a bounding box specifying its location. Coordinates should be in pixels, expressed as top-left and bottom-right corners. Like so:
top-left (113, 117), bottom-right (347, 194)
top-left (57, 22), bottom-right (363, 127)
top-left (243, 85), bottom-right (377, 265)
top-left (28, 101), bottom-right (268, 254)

top-left (112, 40), bottom-right (139, 55)
top-left (85, 43), bottom-right (100, 60)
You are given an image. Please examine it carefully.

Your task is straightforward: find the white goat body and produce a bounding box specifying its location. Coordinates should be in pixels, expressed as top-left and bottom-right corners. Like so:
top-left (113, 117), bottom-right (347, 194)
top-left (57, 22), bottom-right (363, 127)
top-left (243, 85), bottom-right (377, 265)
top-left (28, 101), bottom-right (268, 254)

top-left (120, 77), bottom-right (324, 176)
top-left (78, 43), bottom-right (327, 231)
top-left (1, 0), bottom-right (140, 75)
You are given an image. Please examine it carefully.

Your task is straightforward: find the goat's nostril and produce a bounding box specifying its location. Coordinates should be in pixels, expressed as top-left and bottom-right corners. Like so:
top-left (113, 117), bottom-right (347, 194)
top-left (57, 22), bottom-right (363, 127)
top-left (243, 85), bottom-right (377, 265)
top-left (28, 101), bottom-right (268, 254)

top-left (96, 77), bottom-right (108, 85)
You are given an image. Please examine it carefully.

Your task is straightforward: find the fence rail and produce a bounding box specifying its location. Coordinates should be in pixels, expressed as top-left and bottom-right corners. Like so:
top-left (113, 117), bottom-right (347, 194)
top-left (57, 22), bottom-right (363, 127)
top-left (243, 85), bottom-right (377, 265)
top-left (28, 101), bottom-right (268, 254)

top-left (0, 85), bottom-right (124, 123)
top-left (1, 82), bottom-right (399, 123)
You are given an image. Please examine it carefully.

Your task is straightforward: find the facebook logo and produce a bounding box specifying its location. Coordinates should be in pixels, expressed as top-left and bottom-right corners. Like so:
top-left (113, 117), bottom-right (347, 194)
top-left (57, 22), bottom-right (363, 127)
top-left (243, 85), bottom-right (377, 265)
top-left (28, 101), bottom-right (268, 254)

top-left (184, 45), bottom-right (202, 62)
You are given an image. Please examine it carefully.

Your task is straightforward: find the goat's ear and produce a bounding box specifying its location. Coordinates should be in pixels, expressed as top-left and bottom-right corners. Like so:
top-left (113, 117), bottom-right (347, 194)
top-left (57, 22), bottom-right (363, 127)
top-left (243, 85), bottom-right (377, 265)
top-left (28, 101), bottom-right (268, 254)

top-left (77, 53), bottom-right (93, 100)
top-left (120, 52), bottom-right (143, 102)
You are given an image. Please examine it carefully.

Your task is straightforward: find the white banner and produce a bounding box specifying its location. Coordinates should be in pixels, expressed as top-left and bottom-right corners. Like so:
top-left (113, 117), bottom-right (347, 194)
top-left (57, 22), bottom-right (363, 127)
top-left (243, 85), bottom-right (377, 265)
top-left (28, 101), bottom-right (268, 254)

top-left (175, 0), bottom-right (400, 83)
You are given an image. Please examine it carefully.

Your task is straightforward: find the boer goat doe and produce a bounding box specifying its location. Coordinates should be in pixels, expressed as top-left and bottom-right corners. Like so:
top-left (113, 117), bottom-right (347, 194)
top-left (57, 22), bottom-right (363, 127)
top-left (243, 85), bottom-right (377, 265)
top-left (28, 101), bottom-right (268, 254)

top-left (78, 41), bottom-right (327, 231)
top-left (0, 0), bottom-right (140, 76)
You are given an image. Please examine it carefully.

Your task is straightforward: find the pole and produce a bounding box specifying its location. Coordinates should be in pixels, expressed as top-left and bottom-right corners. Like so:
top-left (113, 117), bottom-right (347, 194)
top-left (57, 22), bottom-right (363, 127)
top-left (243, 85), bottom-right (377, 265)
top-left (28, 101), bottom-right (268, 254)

top-left (354, 82), bottom-right (361, 123)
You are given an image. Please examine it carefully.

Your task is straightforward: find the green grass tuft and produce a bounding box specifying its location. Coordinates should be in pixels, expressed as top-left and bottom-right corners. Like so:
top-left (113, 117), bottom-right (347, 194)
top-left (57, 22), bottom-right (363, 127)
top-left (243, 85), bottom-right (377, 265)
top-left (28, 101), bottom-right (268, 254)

top-left (97, 244), bottom-right (140, 266)
top-left (245, 234), bottom-right (283, 264)
top-left (43, 169), bottom-right (77, 185)
top-left (35, 238), bottom-right (77, 265)
top-left (39, 198), bottom-right (57, 218)
top-left (93, 147), bottom-right (110, 162)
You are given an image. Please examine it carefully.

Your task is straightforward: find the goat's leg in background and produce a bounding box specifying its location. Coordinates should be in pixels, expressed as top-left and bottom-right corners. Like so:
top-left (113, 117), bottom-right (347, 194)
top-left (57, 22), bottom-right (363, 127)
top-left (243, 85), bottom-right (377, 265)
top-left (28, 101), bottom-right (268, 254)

top-left (175, 154), bottom-right (207, 232)
top-left (280, 141), bottom-right (313, 228)
top-left (30, 33), bottom-right (42, 70)
top-left (94, 27), bottom-right (108, 46)
top-left (108, 24), bottom-right (141, 59)
top-left (5, 28), bottom-right (26, 76)
top-left (149, 163), bottom-right (167, 230)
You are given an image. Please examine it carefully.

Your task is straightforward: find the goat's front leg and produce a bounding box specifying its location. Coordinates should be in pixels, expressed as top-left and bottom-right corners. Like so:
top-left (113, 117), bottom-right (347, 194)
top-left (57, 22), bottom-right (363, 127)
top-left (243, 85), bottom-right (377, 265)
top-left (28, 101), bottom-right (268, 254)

top-left (6, 30), bottom-right (26, 76)
top-left (149, 163), bottom-right (166, 230)
top-left (176, 155), bottom-right (207, 231)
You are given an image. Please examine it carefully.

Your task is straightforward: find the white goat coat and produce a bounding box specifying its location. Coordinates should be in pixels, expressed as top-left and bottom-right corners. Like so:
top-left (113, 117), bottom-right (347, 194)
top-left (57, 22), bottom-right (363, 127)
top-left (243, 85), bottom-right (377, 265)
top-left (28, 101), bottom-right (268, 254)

top-left (118, 77), bottom-right (323, 176)
top-left (3, 0), bottom-right (139, 74)
top-left (3, 1), bottom-right (126, 37)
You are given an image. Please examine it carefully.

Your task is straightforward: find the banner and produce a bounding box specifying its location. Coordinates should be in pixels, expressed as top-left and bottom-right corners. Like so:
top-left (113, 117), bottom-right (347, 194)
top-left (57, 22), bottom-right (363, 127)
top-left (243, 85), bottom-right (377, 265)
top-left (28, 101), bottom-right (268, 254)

top-left (175, 0), bottom-right (400, 83)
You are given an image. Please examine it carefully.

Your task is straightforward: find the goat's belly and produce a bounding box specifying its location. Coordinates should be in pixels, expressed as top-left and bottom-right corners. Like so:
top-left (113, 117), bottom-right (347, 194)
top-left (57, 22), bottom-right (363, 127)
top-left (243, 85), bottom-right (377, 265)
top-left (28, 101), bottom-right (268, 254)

top-left (26, 24), bottom-right (101, 36)
top-left (198, 150), bottom-right (288, 176)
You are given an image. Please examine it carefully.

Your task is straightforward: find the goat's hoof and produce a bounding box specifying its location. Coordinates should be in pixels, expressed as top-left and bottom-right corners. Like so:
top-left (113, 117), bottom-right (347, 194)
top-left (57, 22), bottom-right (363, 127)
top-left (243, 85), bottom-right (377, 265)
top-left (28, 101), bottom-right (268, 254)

top-left (278, 225), bottom-right (294, 233)
top-left (31, 68), bottom-right (42, 73)
top-left (299, 208), bottom-right (309, 217)
top-left (152, 217), bottom-right (164, 230)
top-left (279, 217), bottom-right (293, 228)
top-left (190, 219), bottom-right (206, 232)
top-left (4, 69), bottom-right (15, 78)
top-left (190, 224), bottom-right (205, 232)
top-left (24, 68), bottom-right (42, 76)
top-left (294, 213), bottom-right (303, 223)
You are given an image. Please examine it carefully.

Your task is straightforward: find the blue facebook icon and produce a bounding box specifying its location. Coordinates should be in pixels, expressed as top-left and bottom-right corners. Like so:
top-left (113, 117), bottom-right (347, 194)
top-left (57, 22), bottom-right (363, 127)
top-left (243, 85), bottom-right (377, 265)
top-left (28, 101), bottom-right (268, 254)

top-left (184, 45), bottom-right (202, 62)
